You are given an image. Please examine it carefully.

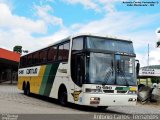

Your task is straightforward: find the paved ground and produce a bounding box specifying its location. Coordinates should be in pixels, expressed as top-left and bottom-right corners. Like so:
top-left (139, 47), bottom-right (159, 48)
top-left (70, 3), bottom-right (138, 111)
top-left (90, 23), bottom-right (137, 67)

top-left (0, 84), bottom-right (160, 119)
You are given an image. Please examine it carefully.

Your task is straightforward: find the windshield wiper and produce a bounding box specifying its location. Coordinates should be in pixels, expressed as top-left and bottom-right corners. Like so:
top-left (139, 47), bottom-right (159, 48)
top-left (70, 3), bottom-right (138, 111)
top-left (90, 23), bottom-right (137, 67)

top-left (103, 67), bottom-right (113, 84)
top-left (119, 70), bottom-right (129, 86)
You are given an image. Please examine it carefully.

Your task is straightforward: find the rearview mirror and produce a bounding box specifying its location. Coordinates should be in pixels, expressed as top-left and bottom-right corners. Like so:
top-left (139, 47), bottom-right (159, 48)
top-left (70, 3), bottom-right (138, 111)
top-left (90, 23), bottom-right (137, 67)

top-left (136, 60), bottom-right (140, 77)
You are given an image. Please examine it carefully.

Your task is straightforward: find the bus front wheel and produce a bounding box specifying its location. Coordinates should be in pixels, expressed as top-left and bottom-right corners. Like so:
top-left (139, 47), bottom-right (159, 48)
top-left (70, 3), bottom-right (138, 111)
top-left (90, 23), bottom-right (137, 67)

top-left (58, 87), bottom-right (68, 106)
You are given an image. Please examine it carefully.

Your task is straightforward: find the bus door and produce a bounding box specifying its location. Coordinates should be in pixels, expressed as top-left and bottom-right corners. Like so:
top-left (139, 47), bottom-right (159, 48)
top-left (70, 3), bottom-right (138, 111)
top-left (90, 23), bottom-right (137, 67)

top-left (115, 54), bottom-right (130, 85)
top-left (73, 53), bottom-right (85, 102)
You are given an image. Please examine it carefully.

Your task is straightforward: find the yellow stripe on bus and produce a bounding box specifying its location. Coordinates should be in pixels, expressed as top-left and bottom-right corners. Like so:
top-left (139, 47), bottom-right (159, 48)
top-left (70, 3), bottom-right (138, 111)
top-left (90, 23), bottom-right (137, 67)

top-left (30, 65), bottom-right (46, 94)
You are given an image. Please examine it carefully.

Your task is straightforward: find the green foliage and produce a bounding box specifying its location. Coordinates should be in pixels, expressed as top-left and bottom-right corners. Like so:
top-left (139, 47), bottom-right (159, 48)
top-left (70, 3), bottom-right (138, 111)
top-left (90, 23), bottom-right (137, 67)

top-left (23, 50), bottom-right (29, 53)
top-left (13, 45), bottom-right (22, 54)
top-left (151, 77), bottom-right (160, 84)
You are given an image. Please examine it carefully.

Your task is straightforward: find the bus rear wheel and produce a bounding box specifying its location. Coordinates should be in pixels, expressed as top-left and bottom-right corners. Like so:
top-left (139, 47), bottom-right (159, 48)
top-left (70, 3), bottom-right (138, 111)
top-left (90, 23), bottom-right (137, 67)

top-left (59, 89), bottom-right (68, 106)
top-left (22, 82), bottom-right (27, 95)
top-left (23, 82), bottom-right (30, 96)
top-left (26, 82), bottom-right (30, 96)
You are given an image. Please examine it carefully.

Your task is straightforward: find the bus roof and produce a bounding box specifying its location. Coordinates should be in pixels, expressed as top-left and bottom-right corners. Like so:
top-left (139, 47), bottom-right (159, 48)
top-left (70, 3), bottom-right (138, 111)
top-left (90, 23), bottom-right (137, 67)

top-left (22, 33), bottom-right (132, 56)
top-left (72, 33), bottom-right (132, 42)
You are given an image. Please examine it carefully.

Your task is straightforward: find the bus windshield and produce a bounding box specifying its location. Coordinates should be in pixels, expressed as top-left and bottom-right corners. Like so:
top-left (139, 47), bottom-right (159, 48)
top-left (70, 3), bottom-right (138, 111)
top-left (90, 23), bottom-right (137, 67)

top-left (86, 52), bottom-right (136, 86)
top-left (86, 37), bottom-right (134, 54)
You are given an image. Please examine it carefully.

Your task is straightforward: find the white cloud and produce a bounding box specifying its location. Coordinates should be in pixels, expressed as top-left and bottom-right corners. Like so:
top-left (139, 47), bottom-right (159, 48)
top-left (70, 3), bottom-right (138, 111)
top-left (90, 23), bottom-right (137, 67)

top-left (70, 12), bottom-right (159, 38)
top-left (34, 5), bottom-right (63, 27)
top-left (0, 3), bottom-right (64, 52)
top-left (63, 0), bottom-right (100, 12)
top-left (147, 49), bottom-right (160, 66)
top-left (63, 0), bottom-right (125, 13)
top-left (0, 3), bottom-right (47, 34)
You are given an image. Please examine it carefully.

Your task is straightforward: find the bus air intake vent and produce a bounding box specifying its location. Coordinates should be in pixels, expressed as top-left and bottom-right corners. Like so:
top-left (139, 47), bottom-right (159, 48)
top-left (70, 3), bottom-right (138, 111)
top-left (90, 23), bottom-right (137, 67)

top-left (103, 90), bottom-right (114, 93)
top-left (117, 90), bottom-right (127, 93)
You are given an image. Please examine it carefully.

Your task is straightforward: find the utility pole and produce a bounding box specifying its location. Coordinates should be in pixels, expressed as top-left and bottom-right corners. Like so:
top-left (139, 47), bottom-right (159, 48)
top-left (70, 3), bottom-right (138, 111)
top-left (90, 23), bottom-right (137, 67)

top-left (146, 43), bottom-right (149, 86)
top-left (148, 43), bottom-right (149, 66)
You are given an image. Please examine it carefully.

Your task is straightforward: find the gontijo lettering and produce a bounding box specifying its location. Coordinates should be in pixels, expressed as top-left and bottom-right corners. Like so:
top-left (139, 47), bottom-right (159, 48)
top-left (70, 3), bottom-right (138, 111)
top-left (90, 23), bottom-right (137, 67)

top-left (26, 68), bottom-right (37, 74)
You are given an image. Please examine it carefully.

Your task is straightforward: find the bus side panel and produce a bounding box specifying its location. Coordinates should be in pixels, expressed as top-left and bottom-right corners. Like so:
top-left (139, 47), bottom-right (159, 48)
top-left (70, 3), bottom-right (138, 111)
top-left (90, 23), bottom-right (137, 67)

top-left (38, 63), bottom-right (59, 96)
top-left (18, 77), bottom-right (23, 90)
top-left (43, 63), bottom-right (59, 96)
top-left (30, 77), bottom-right (37, 93)
top-left (49, 63), bottom-right (65, 99)
top-left (49, 63), bottom-right (75, 104)
top-left (18, 65), bottom-right (46, 94)
top-left (30, 65), bottom-right (46, 94)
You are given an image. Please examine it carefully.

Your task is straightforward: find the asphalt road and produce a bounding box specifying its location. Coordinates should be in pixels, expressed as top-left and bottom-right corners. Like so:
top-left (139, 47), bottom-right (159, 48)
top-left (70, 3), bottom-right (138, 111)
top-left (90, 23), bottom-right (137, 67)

top-left (0, 84), bottom-right (160, 120)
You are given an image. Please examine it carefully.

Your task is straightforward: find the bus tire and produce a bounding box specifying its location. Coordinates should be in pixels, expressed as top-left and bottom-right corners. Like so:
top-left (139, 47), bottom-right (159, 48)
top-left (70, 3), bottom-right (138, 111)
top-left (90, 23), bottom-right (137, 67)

top-left (58, 85), bottom-right (68, 106)
top-left (26, 82), bottom-right (30, 96)
top-left (22, 81), bottom-right (27, 95)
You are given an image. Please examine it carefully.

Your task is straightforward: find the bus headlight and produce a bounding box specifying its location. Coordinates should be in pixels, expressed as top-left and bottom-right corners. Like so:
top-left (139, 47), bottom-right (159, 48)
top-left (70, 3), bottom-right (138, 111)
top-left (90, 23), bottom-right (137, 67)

top-left (128, 98), bottom-right (137, 102)
top-left (90, 97), bottom-right (100, 104)
top-left (128, 90), bottom-right (137, 94)
top-left (85, 88), bottom-right (102, 93)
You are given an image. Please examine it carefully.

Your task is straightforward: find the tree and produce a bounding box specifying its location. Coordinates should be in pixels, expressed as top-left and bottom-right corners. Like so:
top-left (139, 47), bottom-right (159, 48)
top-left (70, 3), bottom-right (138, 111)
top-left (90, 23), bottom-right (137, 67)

top-left (13, 46), bottom-right (22, 54)
top-left (22, 50), bottom-right (29, 53)
top-left (151, 77), bottom-right (160, 84)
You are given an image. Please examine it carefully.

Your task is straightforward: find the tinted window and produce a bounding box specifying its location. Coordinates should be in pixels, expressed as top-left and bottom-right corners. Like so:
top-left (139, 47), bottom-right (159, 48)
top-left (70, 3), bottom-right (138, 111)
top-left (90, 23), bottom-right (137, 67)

top-left (71, 54), bottom-right (85, 87)
top-left (48, 46), bottom-right (57, 62)
top-left (20, 56), bottom-right (27, 68)
top-left (58, 45), bottom-right (63, 60)
top-left (33, 52), bottom-right (39, 64)
top-left (72, 37), bottom-right (83, 51)
top-left (57, 42), bottom-right (70, 61)
top-left (63, 42), bottom-right (70, 60)
top-left (27, 54), bottom-right (32, 66)
top-left (39, 49), bottom-right (47, 63)
top-left (86, 37), bottom-right (134, 54)
top-left (71, 37), bottom-right (84, 86)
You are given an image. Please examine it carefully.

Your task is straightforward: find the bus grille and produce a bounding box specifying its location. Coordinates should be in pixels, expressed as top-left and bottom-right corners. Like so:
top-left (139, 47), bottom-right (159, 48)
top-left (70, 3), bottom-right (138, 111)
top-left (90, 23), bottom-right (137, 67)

top-left (103, 90), bottom-right (114, 93)
top-left (117, 90), bottom-right (127, 93)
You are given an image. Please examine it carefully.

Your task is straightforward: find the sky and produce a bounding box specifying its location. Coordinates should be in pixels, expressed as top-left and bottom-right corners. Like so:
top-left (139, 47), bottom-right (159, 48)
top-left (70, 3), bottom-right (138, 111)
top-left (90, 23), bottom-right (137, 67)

top-left (0, 0), bottom-right (160, 67)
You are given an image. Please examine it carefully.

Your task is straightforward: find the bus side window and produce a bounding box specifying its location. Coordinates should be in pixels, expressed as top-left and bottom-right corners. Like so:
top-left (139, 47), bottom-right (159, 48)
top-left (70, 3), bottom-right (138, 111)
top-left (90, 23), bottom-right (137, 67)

top-left (27, 54), bottom-right (32, 66)
top-left (48, 46), bottom-right (57, 62)
top-left (23, 56), bottom-right (27, 67)
top-left (58, 45), bottom-right (63, 61)
top-left (72, 38), bottom-right (83, 51)
top-left (63, 42), bottom-right (70, 61)
top-left (19, 57), bottom-right (23, 68)
top-left (33, 52), bottom-right (39, 65)
top-left (39, 49), bottom-right (47, 63)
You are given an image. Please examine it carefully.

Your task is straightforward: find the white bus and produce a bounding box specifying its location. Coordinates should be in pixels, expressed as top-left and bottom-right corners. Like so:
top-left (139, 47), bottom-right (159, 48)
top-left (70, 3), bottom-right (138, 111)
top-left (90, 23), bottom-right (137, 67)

top-left (18, 34), bottom-right (137, 109)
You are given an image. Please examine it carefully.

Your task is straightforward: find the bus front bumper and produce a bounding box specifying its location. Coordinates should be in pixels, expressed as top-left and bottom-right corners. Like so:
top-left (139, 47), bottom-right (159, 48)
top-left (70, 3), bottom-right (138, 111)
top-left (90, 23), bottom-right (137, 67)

top-left (81, 93), bottom-right (137, 106)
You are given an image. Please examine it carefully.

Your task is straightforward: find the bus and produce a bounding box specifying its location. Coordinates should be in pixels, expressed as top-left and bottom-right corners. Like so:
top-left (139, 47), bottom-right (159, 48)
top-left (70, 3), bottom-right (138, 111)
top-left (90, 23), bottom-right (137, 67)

top-left (18, 34), bottom-right (137, 109)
